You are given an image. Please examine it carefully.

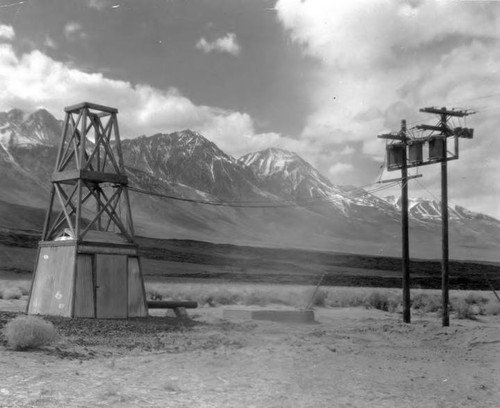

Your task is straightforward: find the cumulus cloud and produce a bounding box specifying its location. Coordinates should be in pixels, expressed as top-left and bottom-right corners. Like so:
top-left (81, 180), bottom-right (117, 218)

top-left (196, 33), bottom-right (241, 56)
top-left (328, 162), bottom-right (353, 177)
top-left (340, 145), bottom-right (355, 156)
top-left (0, 42), bottom-right (304, 161)
top-left (0, 25), bottom-right (15, 41)
top-left (64, 22), bottom-right (87, 41)
top-left (87, 0), bottom-right (107, 10)
top-left (275, 0), bottom-right (500, 217)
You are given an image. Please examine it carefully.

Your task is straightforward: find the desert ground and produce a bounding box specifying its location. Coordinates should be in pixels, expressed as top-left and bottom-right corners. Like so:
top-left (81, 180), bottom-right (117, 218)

top-left (1, 292), bottom-right (499, 408)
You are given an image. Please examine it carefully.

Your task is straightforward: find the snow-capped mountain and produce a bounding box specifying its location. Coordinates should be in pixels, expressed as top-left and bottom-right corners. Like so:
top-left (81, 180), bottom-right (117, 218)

top-left (240, 148), bottom-right (335, 199)
top-left (0, 109), bottom-right (61, 208)
top-left (121, 130), bottom-right (276, 202)
top-left (240, 147), bottom-right (397, 217)
top-left (0, 108), bottom-right (62, 149)
top-left (0, 107), bottom-right (498, 261)
top-left (385, 195), bottom-right (500, 224)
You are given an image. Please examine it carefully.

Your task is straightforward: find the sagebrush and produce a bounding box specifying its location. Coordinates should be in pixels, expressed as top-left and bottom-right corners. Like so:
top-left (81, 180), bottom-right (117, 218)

top-left (0, 286), bottom-right (22, 300)
top-left (0, 281), bottom-right (30, 300)
top-left (2, 315), bottom-right (59, 350)
top-left (145, 282), bottom-right (500, 316)
top-left (450, 292), bottom-right (493, 319)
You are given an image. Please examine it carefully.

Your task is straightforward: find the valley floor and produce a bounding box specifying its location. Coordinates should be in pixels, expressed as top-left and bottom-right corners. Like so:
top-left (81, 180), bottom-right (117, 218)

top-left (0, 298), bottom-right (499, 407)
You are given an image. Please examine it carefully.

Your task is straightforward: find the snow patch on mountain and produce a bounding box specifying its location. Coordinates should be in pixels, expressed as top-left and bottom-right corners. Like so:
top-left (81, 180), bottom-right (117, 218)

top-left (239, 147), bottom-right (398, 219)
top-left (121, 130), bottom-right (278, 202)
top-left (0, 108), bottom-right (62, 150)
top-left (381, 195), bottom-right (498, 223)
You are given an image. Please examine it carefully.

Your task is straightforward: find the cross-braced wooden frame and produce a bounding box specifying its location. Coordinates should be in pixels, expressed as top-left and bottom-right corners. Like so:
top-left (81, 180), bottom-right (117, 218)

top-left (42, 102), bottom-right (135, 242)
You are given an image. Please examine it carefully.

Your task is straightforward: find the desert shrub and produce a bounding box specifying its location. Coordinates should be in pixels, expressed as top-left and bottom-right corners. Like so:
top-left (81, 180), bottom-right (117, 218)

top-left (362, 291), bottom-right (401, 312)
top-left (206, 289), bottom-right (240, 306)
top-left (387, 295), bottom-right (402, 313)
top-left (2, 315), bottom-right (59, 350)
top-left (298, 287), bottom-right (328, 308)
top-left (463, 292), bottom-right (489, 306)
top-left (0, 281), bottom-right (31, 299)
top-left (243, 291), bottom-right (270, 307)
top-left (365, 291), bottom-right (390, 311)
top-left (1, 286), bottom-right (23, 300)
top-left (270, 289), bottom-right (302, 307)
top-left (411, 293), bottom-right (441, 313)
top-left (17, 281), bottom-right (31, 296)
top-left (448, 292), bottom-right (492, 316)
top-left (452, 298), bottom-right (477, 320)
top-left (325, 289), bottom-right (366, 308)
top-left (273, 289), bottom-right (292, 305)
top-left (147, 288), bottom-right (163, 301)
top-left (310, 288), bottom-right (328, 307)
top-left (483, 300), bottom-right (500, 316)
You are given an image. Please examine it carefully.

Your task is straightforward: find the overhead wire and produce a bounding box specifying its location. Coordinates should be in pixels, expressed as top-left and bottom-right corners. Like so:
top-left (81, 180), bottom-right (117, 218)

top-left (127, 176), bottom-right (401, 209)
top-left (445, 90), bottom-right (500, 107)
top-left (128, 185), bottom-right (298, 208)
top-left (471, 104), bottom-right (500, 115)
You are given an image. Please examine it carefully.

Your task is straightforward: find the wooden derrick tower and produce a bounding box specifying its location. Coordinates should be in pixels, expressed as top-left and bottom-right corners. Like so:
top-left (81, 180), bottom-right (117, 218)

top-left (27, 102), bottom-right (148, 318)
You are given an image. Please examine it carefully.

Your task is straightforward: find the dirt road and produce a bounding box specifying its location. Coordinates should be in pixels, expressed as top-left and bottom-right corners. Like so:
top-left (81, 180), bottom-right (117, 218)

top-left (0, 299), bottom-right (499, 407)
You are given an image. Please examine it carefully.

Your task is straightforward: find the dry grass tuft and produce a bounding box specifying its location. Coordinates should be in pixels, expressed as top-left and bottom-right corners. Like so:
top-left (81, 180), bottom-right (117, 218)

top-left (450, 292), bottom-right (495, 319)
top-left (411, 293), bottom-right (441, 313)
top-left (144, 282), bottom-right (500, 317)
top-left (483, 300), bottom-right (500, 315)
top-left (452, 298), bottom-right (477, 320)
top-left (0, 286), bottom-right (23, 300)
top-left (326, 289), bottom-right (366, 308)
top-left (2, 315), bottom-right (59, 350)
top-left (364, 291), bottom-right (401, 312)
top-left (0, 280), bottom-right (31, 300)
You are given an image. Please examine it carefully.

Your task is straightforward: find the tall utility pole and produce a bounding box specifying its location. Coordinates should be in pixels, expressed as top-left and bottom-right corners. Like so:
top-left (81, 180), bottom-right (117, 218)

top-left (417, 107), bottom-right (474, 327)
top-left (380, 108), bottom-right (474, 327)
top-left (400, 120), bottom-right (411, 324)
top-left (378, 120), bottom-right (421, 324)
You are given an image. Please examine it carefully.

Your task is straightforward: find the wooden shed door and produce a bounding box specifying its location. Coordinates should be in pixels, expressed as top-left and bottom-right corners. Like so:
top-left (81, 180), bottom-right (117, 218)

top-left (95, 254), bottom-right (128, 318)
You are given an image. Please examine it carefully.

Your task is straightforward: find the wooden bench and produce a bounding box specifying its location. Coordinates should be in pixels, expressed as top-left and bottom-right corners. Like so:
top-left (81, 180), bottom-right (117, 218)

top-left (147, 301), bottom-right (198, 318)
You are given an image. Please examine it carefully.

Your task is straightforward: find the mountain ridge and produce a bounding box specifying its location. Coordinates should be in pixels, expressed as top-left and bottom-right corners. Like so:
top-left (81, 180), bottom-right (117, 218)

top-left (0, 107), bottom-right (498, 261)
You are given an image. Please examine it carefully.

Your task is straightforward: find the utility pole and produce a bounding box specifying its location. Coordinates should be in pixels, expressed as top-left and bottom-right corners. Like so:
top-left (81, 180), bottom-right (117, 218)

top-left (378, 120), bottom-right (421, 324)
top-left (440, 109), bottom-right (450, 327)
top-left (417, 107), bottom-right (474, 327)
top-left (400, 120), bottom-right (411, 324)
top-left (379, 108), bottom-right (474, 327)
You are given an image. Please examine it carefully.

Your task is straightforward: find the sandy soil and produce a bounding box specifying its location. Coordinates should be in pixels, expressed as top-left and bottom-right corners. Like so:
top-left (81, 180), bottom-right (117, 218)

top-left (0, 298), bottom-right (499, 408)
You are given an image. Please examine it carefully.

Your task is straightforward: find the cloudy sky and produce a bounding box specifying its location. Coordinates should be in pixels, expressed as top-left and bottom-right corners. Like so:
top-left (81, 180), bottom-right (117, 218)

top-left (0, 0), bottom-right (499, 218)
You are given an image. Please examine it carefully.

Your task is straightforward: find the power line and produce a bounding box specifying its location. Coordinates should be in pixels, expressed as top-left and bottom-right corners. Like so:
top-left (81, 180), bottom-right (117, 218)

top-left (445, 90), bottom-right (500, 107)
top-left (471, 104), bottom-right (500, 115)
top-left (128, 186), bottom-right (298, 208)
top-left (127, 179), bottom-right (401, 209)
